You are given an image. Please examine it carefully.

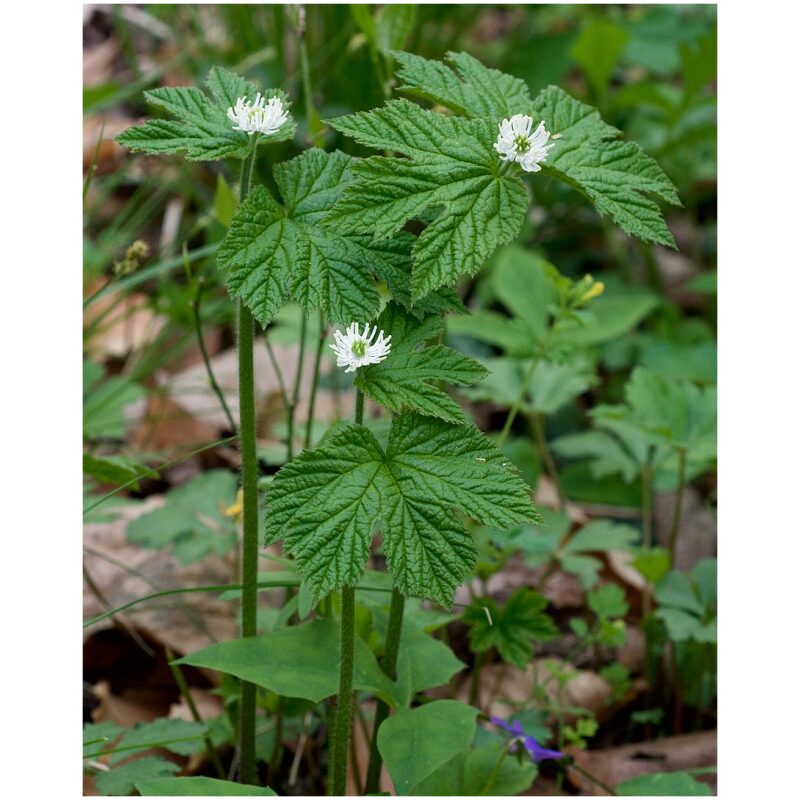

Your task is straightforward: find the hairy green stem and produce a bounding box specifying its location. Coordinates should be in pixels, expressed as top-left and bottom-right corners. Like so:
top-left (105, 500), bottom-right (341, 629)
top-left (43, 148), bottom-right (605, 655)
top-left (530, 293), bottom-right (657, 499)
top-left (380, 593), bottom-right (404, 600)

top-left (330, 389), bottom-right (364, 795)
top-left (166, 647), bottom-right (226, 779)
top-left (668, 447), bottom-right (688, 564)
top-left (237, 136), bottom-right (260, 786)
top-left (365, 587), bottom-right (405, 793)
top-left (305, 312), bottom-right (327, 450)
top-left (331, 585), bottom-right (356, 795)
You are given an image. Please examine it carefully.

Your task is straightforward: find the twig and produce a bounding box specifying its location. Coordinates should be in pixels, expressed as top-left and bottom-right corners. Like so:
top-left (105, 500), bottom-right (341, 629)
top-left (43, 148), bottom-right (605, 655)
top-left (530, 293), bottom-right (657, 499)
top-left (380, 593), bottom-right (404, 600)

top-left (165, 646), bottom-right (227, 779)
top-left (185, 243), bottom-right (236, 433)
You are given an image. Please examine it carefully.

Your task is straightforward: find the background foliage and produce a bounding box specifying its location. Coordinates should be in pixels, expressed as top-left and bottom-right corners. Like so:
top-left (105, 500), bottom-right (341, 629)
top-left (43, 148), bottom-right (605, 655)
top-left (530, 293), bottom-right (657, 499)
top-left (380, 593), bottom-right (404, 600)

top-left (83, 3), bottom-right (716, 796)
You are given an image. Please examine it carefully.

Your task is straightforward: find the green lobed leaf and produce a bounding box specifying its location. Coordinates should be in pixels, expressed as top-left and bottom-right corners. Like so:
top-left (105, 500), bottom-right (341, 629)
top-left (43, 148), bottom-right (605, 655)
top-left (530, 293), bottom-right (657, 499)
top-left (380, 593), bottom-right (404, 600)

top-left (218, 149), bottom-right (449, 326)
top-left (529, 358), bottom-right (598, 415)
top-left (377, 700), bottom-right (479, 794)
top-left (531, 85), bottom-right (681, 247)
top-left (94, 756), bottom-right (180, 796)
top-left (463, 587), bottom-right (557, 668)
top-left (109, 719), bottom-right (209, 765)
top-left (348, 52), bottom-right (678, 251)
top-left (265, 413), bottom-right (539, 607)
top-left (616, 770), bottom-right (712, 796)
top-left (117, 67), bottom-right (295, 161)
top-left (326, 98), bottom-right (529, 300)
top-left (126, 470), bottom-right (238, 564)
top-left (137, 776), bottom-right (277, 796)
top-left (551, 430), bottom-right (642, 483)
top-left (83, 720), bottom-right (122, 749)
top-left (393, 49), bottom-right (532, 119)
top-left (562, 519), bottom-right (639, 555)
top-left (588, 583), bottom-right (630, 619)
top-left (355, 302), bottom-right (487, 423)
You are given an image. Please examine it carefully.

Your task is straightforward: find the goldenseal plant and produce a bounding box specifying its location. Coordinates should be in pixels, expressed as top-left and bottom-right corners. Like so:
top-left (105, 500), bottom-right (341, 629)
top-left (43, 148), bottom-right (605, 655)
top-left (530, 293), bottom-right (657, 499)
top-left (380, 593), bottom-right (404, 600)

top-left (115, 48), bottom-right (678, 796)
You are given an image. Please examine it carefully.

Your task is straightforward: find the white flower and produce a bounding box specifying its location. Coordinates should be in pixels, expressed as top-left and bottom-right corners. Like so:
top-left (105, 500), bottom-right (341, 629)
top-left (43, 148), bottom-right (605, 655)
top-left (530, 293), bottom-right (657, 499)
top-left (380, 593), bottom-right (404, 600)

top-left (330, 322), bottom-right (392, 373)
top-left (494, 114), bottom-right (554, 173)
top-left (227, 93), bottom-right (289, 136)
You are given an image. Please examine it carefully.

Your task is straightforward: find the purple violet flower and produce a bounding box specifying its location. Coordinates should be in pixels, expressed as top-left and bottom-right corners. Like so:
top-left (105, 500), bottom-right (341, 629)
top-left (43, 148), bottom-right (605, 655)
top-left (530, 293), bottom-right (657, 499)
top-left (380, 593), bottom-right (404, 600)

top-left (490, 716), bottom-right (564, 763)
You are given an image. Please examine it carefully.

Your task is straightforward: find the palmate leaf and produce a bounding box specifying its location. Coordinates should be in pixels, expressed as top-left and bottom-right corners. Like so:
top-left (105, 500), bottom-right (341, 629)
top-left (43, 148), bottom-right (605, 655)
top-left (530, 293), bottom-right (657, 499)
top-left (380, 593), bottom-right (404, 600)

top-left (355, 302), bottom-right (487, 423)
top-left (326, 98), bottom-right (530, 300)
top-left (217, 149), bottom-right (457, 326)
top-left (463, 587), bottom-right (557, 668)
top-left (396, 51), bottom-right (680, 245)
top-left (117, 67), bottom-right (296, 160)
top-left (328, 53), bottom-right (678, 293)
top-left (265, 413), bottom-right (539, 607)
top-left (393, 49), bottom-right (533, 118)
top-left (531, 86), bottom-right (681, 246)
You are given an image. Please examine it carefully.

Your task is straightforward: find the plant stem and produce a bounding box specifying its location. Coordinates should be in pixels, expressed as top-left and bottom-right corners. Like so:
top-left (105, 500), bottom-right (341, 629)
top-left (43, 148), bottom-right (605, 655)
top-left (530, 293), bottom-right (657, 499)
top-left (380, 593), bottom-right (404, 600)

top-left (668, 447), bottom-right (688, 565)
top-left (189, 260), bottom-right (236, 433)
top-left (305, 311), bottom-right (327, 450)
top-left (567, 761), bottom-right (617, 796)
top-left (497, 357), bottom-right (538, 447)
top-left (468, 650), bottom-right (485, 706)
top-left (641, 453), bottom-right (654, 617)
top-left (530, 410), bottom-right (565, 508)
top-left (267, 699), bottom-right (284, 786)
top-left (166, 647), bottom-right (226, 779)
top-left (237, 135), bottom-right (260, 786)
top-left (365, 587), bottom-right (405, 793)
top-left (331, 585), bottom-right (356, 795)
top-left (330, 389), bottom-right (364, 795)
top-left (287, 312), bottom-right (308, 461)
top-left (642, 461), bottom-right (654, 549)
top-left (480, 744), bottom-right (510, 795)
top-left (264, 333), bottom-right (290, 411)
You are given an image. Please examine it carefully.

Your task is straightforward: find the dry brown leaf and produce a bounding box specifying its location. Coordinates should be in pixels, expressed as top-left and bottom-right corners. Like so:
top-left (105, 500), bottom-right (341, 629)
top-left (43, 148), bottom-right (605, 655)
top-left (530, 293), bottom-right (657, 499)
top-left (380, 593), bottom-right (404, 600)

top-left (84, 288), bottom-right (166, 359)
top-left (84, 498), bottom-right (238, 656)
top-left (162, 342), bottom-right (354, 434)
top-left (462, 658), bottom-right (613, 722)
top-left (83, 115), bottom-right (132, 173)
top-left (84, 38), bottom-right (120, 86)
top-left (567, 730), bottom-right (717, 795)
top-left (129, 393), bottom-right (222, 450)
top-left (91, 679), bottom-right (166, 728)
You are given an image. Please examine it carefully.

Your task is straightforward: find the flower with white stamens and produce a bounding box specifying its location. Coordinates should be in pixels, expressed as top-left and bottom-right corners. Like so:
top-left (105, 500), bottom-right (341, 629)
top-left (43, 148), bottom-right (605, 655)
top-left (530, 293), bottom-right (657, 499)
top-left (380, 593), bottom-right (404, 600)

top-left (494, 114), bottom-right (554, 173)
top-left (330, 322), bottom-right (392, 374)
top-left (227, 93), bottom-right (289, 136)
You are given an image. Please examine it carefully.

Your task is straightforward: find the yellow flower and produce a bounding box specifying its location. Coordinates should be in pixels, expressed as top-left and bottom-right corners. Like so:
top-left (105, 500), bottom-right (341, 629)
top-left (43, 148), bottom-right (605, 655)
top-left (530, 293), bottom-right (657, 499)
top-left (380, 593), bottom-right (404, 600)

top-left (223, 488), bottom-right (244, 524)
top-left (579, 280), bottom-right (605, 304)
